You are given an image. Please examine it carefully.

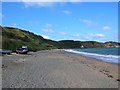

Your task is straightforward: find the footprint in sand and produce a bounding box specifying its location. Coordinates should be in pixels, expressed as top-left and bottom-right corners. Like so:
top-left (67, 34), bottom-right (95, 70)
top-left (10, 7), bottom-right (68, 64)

top-left (14, 59), bottom-right (26, 64)
top-left (116, 79), bottom-right (120, 82)
top-left (2, 64), bottom-right (7, 68)
top-left (107, 74), bottom-right (113, 78)
top-left (99, 70), bottom-right (113, 78)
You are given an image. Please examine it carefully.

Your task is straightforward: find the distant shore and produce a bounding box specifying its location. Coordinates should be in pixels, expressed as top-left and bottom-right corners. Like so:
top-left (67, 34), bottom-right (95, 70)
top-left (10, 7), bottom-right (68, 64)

top-left (2, 49), bottom-right (119, 88)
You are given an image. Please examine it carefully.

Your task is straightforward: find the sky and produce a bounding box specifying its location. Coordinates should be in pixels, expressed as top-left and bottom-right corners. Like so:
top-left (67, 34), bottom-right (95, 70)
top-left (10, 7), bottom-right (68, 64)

top-left (1, 2), bottom-right (118, 42)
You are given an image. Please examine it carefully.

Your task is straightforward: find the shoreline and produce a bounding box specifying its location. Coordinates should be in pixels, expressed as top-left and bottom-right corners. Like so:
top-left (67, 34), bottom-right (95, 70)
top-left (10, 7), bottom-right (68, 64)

top-left (63, 49), bottom-right (119, 64)
top-left (64, 49), bottom-right (118, 65)
top-left (2, 49), bottom-right (119, 88)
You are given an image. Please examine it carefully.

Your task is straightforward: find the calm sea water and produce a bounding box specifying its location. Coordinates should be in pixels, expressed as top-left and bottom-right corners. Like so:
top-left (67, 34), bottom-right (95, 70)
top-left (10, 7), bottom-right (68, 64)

top-left (64, 47), bottom-right (119, 64)
top-left (74, 48), bottom-right (119, 55)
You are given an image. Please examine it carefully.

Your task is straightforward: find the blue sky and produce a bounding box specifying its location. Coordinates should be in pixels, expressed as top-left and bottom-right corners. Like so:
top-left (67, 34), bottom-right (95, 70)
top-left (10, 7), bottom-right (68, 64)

top-left (1, 2), bottom-right (118, 42)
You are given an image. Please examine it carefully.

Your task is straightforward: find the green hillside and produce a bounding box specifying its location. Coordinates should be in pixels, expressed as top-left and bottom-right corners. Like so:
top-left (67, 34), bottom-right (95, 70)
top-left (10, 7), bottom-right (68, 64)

top-left (2, 26), bottom-right (60, 51)
top-left (1, 26), bottom-right (120, 51)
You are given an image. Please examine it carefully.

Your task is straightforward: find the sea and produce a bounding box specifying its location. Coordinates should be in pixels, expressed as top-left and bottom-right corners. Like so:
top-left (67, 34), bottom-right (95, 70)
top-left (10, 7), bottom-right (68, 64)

top-left (64, 47), bottom-right (120, 64)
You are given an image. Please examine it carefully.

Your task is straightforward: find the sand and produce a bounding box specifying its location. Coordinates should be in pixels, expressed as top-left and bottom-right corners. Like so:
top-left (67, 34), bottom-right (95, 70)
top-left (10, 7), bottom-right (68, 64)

top-left (2, 49), bottom-right (119, 88)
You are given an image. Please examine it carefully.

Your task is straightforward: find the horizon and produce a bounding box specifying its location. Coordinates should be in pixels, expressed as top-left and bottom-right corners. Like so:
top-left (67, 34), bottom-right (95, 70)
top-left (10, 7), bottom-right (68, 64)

top-left (1, 2), bottom-right (118, 42)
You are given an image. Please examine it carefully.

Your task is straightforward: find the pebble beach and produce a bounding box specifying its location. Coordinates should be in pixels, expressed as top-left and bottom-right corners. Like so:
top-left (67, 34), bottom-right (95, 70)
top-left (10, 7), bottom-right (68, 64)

top-left (2, 49), bottom-right (119, 88)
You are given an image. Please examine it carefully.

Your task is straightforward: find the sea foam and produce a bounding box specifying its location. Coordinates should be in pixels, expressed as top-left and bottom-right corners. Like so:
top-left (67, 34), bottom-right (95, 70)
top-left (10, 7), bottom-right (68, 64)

top-left (64, 49), bottom-right (119, 64)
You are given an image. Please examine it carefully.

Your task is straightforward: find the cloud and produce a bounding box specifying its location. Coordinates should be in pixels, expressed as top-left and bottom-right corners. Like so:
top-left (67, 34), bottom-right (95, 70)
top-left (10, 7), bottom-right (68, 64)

top-left (69, 0), bottom-right (82, 2)
top-left (23, 1), bottom-right (55, 8)
top-left (41, 24), bottom-right (54, 33)
top-left (41, 35), bottom-right (50, 39)
top-left (60, 32), bottom-right (67, 35)
top-left (42, 28), bottom-right (54, 33)
top-left (102, 26), bottom-right (111, 30)
top-left (62, 10), bottom-right (71, 15)
top-left (22, 0), bottom-right (82, 2)
top-left (22, 0), bottom-right (82, 8)
top-left (46, 23), bottom-right (52, 28)
top-left (11, 23), bottom-right (17, 27)
top-left (89, 33), bottom-right (105, 38)
top-left (73, 34), bottom-right (80, 37)
top-left (80, 19), bottom-right (97, 26)
top-left (22, 0), bottom-right (55, 2)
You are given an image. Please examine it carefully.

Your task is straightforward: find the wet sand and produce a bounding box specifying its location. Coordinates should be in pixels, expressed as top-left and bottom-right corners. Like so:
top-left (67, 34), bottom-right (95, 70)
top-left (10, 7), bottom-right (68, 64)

top-left (2, 49), bottom-right (119, 88)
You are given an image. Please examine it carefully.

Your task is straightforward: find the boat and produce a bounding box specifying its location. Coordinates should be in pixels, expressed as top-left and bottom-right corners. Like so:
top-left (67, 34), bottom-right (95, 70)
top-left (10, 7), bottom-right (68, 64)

top-left (16, 46), bottom-right (28, 54)
top-left (0, 50), bottom-right (12, 54)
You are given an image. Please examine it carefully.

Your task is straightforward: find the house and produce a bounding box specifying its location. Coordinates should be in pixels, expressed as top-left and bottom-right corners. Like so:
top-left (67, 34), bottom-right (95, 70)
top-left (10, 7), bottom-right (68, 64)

top-left (81, 45), bottom-right (84, 48)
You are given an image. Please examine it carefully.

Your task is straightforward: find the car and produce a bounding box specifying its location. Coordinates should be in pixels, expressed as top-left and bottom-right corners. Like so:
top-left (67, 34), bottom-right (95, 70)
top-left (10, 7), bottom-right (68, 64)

top-left (16, 46), bottom-right (28, 54)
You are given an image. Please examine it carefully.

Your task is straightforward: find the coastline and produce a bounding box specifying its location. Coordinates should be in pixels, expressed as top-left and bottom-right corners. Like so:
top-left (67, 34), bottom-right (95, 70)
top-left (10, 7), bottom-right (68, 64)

top-left (64, 48), bottom-right (119, 64)
top-left (2, 49), bottom-right (119, 88)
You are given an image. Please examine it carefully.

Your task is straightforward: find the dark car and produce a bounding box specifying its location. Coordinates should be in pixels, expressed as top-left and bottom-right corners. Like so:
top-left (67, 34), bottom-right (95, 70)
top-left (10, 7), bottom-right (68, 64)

top-left (16, 46), bottom-right (28, 54)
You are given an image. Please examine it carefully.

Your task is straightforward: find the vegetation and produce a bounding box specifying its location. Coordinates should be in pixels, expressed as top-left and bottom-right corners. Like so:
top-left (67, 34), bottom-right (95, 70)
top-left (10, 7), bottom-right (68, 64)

top-left (1, 26), bottom-right (120, 51)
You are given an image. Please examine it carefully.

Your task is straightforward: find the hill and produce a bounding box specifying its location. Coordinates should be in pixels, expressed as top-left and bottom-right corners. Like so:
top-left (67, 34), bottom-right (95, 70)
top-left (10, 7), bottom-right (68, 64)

top-left (1, 26), bottom-right (120, 51)
top-left (1, 26), bottom-right (61, 51)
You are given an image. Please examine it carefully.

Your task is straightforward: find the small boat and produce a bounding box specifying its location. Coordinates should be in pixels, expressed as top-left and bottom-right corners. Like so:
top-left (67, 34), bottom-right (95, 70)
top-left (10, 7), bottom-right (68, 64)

top-left (0, 50), bottom-right (12, 54)
top-left (16, 46), bottom-right (28, 54)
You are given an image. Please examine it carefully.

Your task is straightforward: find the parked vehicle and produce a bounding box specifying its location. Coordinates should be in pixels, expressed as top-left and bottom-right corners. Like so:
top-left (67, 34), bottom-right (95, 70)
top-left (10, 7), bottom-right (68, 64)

top-left (16, 46), bottom-right (28, 54)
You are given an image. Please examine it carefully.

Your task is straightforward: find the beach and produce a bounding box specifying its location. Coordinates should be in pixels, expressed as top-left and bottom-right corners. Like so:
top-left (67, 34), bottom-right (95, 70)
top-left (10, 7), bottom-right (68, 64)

top-left (2, 49), bottom-right (119, 88)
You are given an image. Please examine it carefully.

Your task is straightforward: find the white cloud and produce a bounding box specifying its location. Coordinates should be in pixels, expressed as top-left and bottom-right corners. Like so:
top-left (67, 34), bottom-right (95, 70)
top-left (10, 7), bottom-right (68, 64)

top-left (84, 36), bottom-right (92, 41)
top-left (62, 10), bottom-right (71, 15)
top-left (69, 0), bottom-right (82, 2)
top-left (89, 33), bottom-right (105, 38)
top-left (103, 26), bottom-right (111, 30)
top-left (22, 0), bottom-right (82, 2)
top-left (73, 34), bottom-right (80, 37)
top-left (41, 35), bottom-right (50, 39)
top-left (46, 23), bottom-right (52, 28)
top-left (80, 19), bottom-right (97, 26)
top-left (42, 28), bottom-right (54, 33)
top-left (2, 0), bottom-right (118, 2)
top-left (41, 24), bottom-right (54, 33)
top-left (22, 0), bottom-right (82, 8)
top-left (22, 0), bottom-right (55, 2)
top-left (23, 1), bottom-right (55, 8)
top-left (11, 23), bottom-right (17, 27)
top-left (60, 32), bottom-right (67, 35)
